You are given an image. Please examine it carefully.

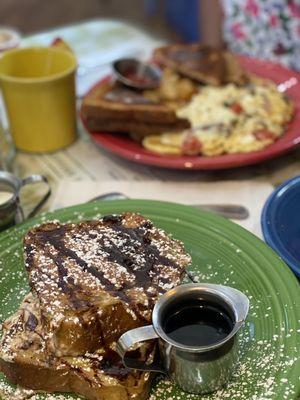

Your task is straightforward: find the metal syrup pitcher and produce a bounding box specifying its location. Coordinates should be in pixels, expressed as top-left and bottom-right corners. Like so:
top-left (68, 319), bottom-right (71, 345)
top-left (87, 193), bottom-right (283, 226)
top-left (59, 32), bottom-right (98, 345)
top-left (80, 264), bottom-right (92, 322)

top-left (117, 283), bottom-right (249, 395)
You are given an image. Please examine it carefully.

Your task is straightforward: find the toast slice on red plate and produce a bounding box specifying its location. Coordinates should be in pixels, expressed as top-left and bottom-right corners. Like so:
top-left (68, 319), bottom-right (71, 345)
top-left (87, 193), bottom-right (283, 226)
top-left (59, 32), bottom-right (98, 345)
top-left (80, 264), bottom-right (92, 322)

top-left (154, 44), bottom-right (247, 86)
top-left (81, 80), bottom-right (191, 135)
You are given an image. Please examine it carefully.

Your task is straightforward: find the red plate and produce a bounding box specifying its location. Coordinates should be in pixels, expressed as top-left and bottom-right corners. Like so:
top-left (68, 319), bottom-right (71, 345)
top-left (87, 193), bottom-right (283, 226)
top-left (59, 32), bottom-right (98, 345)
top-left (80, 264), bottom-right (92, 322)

top-left (81, 56), bottom-right (300, 170)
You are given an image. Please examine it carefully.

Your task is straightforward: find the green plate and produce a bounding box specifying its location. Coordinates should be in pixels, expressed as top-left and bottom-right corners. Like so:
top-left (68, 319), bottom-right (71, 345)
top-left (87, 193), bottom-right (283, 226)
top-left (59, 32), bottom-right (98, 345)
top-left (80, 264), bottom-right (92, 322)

top-left (0, 200), bottom-right (299, 400)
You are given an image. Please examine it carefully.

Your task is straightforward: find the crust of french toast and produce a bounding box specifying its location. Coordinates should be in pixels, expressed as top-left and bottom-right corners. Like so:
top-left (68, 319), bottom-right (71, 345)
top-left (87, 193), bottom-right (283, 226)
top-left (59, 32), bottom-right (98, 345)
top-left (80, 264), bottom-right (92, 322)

top-left (23, 213), bottom-right (190, 357)
top-left (85, 117), bottom-right (190, 136)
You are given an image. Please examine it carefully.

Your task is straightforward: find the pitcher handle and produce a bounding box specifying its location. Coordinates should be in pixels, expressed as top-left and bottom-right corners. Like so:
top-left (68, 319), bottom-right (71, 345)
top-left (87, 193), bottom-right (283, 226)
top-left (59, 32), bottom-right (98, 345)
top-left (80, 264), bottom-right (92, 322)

top-left (116, 325), bottom-right (165, 374)
top-left (20, 174), bottom-right (51, 219)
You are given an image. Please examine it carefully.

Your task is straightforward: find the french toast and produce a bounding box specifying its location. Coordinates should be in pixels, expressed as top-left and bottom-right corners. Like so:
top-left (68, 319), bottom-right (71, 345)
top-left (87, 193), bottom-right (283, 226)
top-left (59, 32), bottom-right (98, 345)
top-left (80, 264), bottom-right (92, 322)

top-left (0, 294), bottom-right (153, 400)
top-left (24, 213), bottom-right (191, 357)
top-left (153, 44), bottom-right (247, 86)
top-left (81, 80), bottom-right (190, 135)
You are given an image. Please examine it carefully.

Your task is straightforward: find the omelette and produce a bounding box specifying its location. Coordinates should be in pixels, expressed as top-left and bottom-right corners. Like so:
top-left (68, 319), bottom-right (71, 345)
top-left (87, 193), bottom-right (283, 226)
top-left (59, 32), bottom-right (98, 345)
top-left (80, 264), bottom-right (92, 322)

top-left (143, 82), bottom-right (294, 156)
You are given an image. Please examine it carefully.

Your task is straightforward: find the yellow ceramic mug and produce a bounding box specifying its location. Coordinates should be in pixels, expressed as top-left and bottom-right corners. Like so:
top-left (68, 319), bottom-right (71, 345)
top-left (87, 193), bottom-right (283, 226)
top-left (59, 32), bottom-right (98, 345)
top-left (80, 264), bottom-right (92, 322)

top-left (0, 46), bottom-right (77, 152)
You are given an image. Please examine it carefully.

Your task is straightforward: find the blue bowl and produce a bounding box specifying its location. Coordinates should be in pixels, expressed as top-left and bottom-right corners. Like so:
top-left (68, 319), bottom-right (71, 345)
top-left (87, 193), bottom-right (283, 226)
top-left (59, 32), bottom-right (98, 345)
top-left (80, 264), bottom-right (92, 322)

top-left (262, 175), bottom-right (300, 278)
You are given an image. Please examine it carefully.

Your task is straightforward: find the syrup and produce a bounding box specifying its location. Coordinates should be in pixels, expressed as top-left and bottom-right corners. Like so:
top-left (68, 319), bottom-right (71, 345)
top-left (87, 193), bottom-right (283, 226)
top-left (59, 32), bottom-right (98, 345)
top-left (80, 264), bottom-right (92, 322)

top-left (164, 301), bottom-right (233, 347)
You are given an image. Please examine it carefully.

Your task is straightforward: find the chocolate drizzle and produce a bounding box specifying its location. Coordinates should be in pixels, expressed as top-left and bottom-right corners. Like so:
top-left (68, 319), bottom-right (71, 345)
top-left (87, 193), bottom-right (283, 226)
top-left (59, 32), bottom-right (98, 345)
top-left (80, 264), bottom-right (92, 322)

top-left (24, 244), bottom-right (35, 270)
top-left (38, 227), bottom-right (117, 292)
top-left (25, 312), bottom-right (38, 331)
top-left (45, 249), bottom-right (91, 311)
top-left (102, 222), bottom-right (177, 291)
top-left (33, 227), bottom-right (117, 311)
top-left (90, 348), bottom-right (131, 378)
top-left (102, 214), bottom-right (122, 224)
top-left (79, 347), bottom-right (150, 380)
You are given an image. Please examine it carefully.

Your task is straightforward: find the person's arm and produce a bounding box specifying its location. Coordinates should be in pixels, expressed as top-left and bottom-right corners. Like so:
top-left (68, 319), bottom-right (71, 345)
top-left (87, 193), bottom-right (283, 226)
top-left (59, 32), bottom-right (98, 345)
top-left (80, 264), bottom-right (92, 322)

top-left (199, 0), bottom-right (223, 47)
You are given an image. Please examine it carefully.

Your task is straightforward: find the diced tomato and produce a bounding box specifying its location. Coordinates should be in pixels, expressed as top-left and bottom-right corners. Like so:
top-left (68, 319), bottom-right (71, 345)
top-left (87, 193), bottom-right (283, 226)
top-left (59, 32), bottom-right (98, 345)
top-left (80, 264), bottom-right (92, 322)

top-left (230, 102), bottom-right (244, 114)
top-left (182, 134), bottom-right (202, 155)
top-left (254, 130), bottom-right (275, 141)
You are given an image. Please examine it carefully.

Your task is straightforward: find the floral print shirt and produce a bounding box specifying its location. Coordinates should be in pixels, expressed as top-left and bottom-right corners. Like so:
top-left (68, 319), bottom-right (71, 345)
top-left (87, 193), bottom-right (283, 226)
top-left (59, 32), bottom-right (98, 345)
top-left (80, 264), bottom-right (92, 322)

top-left (222, 0), bottom-right (300, 70)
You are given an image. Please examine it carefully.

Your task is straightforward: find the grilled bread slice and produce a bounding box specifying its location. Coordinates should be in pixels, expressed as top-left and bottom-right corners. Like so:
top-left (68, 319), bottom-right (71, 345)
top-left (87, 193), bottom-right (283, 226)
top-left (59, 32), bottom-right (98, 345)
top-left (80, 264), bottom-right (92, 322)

top-left (154, 44), bottom-right (225, 86)
top-left (24, 213), bottom-right (191, 357)
top-left (153, 44), bottom-right (247, 86)
top-left (81, 80), bottom-right (190, 134)
top-left (0, 294), bottom-right (153, 400)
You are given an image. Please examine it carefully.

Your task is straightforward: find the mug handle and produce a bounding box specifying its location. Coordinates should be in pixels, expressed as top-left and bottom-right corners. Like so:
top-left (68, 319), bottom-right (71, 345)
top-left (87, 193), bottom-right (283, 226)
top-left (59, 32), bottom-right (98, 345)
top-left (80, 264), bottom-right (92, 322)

top-left (20, 174), bottom-right (51, 219)
top-left (116, 325), bottom-right (165, 374)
